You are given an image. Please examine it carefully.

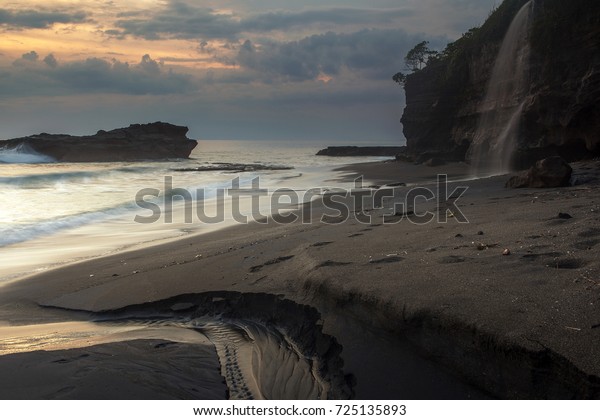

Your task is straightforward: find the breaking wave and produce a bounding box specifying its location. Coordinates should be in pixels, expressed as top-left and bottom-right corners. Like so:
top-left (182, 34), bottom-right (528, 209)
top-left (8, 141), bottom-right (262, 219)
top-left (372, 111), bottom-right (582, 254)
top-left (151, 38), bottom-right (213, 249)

top-left (0, 144), bottom-right (55, 164)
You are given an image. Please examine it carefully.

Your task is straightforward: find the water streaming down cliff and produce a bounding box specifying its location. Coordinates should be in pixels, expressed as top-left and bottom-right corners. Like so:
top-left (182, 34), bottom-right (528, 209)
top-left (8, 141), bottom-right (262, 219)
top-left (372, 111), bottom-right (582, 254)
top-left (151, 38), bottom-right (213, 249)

top-left (469, 1), bottom-right (534, 175)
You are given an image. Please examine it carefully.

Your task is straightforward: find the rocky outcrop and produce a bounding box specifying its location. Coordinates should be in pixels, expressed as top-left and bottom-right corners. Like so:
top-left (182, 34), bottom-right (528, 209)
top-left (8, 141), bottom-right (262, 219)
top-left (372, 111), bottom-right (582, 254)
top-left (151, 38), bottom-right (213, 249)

top-left (174, 163), bottom-right (293, 172)
top-left (423, 157), bottom-right (446, 167)
top-left (316, 146), bottom-right (406, 157)
top-left (400, 0), bottom-right (600, 169)
top-left (505, 156), bottom-right (572, 188)
top-left (0, 122), bottom-right (198, 162)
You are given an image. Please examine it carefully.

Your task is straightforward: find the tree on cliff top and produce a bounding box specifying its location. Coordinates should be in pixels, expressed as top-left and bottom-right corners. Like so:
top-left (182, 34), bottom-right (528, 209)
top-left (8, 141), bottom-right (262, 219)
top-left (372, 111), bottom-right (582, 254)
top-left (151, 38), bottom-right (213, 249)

top-left (393, 41), bottom-right (438, 86)
top-left (404, 41), bottom-right (437, 71)
top-left (392, 72), bottom-right (406, 86)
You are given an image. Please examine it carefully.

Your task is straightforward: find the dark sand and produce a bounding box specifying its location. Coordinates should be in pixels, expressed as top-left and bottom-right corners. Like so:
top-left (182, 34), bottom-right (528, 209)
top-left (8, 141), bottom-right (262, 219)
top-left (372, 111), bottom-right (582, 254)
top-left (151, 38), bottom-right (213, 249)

top-left (0, 339), bottom-right (226, 399)
top-left (1, 159), bottom-right (599, 399)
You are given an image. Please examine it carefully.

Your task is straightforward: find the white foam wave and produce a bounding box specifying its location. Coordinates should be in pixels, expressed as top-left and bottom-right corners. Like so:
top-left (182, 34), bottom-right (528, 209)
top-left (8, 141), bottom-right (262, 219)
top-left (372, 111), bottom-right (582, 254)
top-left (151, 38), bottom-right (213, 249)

top-left (0, 205), bottom-right (138, 247)
top-left (0, 144), bottom-right (54, 164)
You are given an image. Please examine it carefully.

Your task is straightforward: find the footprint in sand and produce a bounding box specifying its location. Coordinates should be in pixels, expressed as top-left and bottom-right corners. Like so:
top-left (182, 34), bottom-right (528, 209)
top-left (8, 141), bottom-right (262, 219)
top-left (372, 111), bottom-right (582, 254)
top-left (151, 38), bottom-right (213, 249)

top-left (249, 265), bottom-right (263, 273)
top-left (249, 255), bottom-right (295, 273)
top-left (549, 258), bottom-right (586, 270)
top-left (153, 342), bottom-right (177, 349)
top-left (574, 239), bottom-right (600, 250)
top-left (316, 260), bottom-right (352, 268)
top-left (49, 386), bottom-right (77, 399)
top-left (439, 255), bottom-right (468, 264)
top-left (369, 256), bottom-right (404, 264)
top-left (521, 252), bottom-right (586, 269)
top-left (578, 228), bottom-right (600, 238)
top-left (264, 255), bottom-right (294, 265)
top-left (521, 252), bottom-right (562, 261)
top-left (51, 353), bottom-right (90, 364)
top-left (310, 241), bottom-right (333, 248)
top-left (201, 323), bottom-right (258, 400)
top-left (249, 276), bottom-right (267, 286)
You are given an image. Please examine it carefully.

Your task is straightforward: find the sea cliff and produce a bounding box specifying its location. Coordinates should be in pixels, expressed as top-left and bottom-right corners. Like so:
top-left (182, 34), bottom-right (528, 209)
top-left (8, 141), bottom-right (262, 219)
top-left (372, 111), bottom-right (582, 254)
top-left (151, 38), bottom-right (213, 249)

top-left (400, 0), bottom-right (600, 168)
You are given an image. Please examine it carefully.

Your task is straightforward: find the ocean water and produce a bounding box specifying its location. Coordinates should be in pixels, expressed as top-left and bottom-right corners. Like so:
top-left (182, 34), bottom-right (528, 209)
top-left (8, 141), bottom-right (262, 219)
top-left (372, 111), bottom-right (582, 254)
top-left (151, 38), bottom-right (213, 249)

top-left (0, 140), bottom-right (389, 282)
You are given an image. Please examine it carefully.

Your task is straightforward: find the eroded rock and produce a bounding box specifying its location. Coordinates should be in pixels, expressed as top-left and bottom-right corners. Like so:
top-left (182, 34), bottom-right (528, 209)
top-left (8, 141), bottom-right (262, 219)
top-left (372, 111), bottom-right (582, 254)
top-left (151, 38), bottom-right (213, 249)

top-left (506, 156), bottom-right (572, 188)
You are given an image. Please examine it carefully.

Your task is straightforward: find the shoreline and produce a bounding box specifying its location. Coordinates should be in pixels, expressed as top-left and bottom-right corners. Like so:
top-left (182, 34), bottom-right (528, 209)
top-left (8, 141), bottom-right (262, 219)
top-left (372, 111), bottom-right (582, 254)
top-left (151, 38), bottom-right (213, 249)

top-left (1, 159), bottom-right (600, 398)
top-left (0, 159), bottom-right (382, 285)
top-left (334, 160), bottom-right (474, 185)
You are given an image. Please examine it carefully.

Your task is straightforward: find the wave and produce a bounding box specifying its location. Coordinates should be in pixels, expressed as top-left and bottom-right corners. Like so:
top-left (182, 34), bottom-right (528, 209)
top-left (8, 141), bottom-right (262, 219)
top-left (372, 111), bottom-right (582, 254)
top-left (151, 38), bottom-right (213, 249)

top-left (0, 144), bottom-right (54, 164)
top-left (0, 204), bottom-right (142, 247)
top-left (0, 165), bottom-right (160, 187)
top-left (0, 177), bottom-right (233, 247)
top-left (0, 171), bottom-right (100, 186)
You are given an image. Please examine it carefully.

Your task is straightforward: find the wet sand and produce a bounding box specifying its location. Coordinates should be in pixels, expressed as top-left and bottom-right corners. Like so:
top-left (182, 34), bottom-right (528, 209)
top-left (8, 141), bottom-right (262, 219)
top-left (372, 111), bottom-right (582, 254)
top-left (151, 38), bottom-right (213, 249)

top-left (1, 159), bottom-right (599, 399)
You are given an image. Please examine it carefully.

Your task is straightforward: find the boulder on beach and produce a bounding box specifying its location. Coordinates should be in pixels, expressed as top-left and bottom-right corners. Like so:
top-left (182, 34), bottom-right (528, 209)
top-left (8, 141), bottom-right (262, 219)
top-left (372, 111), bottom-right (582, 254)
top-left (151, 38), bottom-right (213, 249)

top-left (423, 157), bottom-right (446, 167)
top-left (505, 156), bottom-right (573, 188)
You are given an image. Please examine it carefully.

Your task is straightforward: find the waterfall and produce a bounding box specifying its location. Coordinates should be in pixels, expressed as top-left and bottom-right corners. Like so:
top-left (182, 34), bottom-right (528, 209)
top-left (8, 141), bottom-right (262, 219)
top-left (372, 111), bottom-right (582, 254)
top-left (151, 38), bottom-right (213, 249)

top-left (470, 0), bottom-right (534, 175)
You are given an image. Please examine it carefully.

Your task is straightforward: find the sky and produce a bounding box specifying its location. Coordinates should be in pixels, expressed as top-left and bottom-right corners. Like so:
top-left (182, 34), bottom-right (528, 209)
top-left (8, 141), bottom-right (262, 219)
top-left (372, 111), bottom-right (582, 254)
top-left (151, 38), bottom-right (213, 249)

top-left (0, 0), bottom-right (497, 142)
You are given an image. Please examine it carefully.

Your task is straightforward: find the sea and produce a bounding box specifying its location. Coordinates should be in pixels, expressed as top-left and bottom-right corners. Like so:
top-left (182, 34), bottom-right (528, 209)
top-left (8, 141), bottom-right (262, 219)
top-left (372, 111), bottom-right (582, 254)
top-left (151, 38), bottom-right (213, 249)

top-left (0, 140), bottom-right (390, 283)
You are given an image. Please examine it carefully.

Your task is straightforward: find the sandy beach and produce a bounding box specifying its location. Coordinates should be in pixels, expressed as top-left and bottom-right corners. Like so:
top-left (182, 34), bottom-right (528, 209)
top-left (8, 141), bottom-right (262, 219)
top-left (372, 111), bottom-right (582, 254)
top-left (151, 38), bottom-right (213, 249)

top-left (1, 159), bottom-right (599, 399)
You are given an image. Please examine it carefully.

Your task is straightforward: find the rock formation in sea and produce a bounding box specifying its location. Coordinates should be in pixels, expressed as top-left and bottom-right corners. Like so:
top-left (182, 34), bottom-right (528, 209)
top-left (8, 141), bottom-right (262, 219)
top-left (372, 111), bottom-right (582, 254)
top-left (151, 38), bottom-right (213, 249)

top-left (316, 146), bottom-right (406, 157)
top-left (400, 0), bottom-right (600, 169)
top-left (0, 122), bottom-right (198, 162)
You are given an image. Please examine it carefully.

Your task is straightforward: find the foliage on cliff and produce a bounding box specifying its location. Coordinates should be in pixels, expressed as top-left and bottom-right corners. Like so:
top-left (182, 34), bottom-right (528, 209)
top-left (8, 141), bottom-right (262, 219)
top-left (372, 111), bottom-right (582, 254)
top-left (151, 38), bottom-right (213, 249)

top-left (395, 0), bottom-right (530, 102)
top-left (427, 0), bottom-right (530, 83)
top-left (401, 0), bottom-right (599, 91)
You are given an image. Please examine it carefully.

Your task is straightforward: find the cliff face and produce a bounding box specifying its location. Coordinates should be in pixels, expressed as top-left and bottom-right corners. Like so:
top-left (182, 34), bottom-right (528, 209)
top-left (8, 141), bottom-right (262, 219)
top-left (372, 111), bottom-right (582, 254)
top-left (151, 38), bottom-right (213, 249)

top-left (401, 0), bottom-right (600, 168)
top-left (523, 0), bottom-right (600, 165)
top-left (0, 122), bottom-right (198, 162)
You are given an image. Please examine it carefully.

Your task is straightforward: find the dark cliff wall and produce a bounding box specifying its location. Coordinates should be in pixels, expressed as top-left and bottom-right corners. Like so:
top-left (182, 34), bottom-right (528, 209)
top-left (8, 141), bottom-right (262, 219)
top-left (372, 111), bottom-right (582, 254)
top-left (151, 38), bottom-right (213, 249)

top-left (401, 0), bottom-right (600, 167)
top-left (523, 0), bottom-right (600, 164)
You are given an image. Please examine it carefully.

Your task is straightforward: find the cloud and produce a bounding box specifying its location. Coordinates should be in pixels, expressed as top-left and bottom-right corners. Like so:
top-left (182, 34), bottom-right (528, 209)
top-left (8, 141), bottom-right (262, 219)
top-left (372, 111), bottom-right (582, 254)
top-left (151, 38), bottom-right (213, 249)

top-left (0, 0), bottom-right (502, 143)
top-left (43, 53), bottom-right (58, 68)
top-left (0, 53), bottom-right (195, 97)
top-left (105, 0), bottom-right (500, 44)
top-left (235, 29), bottom-right (448, 82)
top-left (0, 8), bottom-right (87, 29)
top-left (12, 51), bottom-right (41, 67)
top-left (240, 8), bottom-right (414, 32)
top-left (110, 1), bottom-right (416, 41)
top-left (112, 3), bottom-right (238, 40)
top-left (21, 51), bottom-right (39, 61)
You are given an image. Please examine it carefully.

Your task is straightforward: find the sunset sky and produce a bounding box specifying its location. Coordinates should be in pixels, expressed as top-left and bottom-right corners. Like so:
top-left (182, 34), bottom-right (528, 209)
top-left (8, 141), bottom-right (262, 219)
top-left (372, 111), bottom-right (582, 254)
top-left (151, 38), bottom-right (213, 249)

top-left (0, 0), bottom-right (496, 141)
